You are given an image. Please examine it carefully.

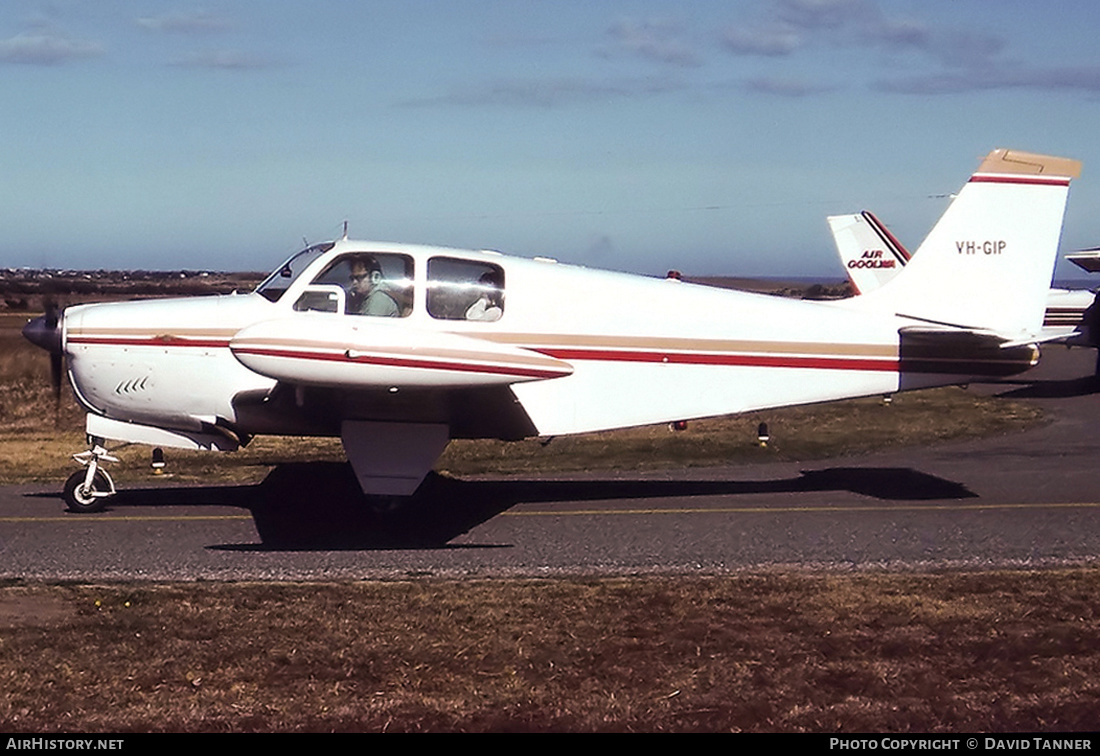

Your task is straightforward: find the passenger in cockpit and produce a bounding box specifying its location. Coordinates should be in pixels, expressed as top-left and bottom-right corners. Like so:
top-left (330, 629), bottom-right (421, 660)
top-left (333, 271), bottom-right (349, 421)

top-left (465, 270), bottom-right (504, 321)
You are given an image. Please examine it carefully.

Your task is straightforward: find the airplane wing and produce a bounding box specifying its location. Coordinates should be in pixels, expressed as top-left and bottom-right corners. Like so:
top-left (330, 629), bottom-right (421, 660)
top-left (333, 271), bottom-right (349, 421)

top-left (228, 317), bottom-right (575, 495)
top-left (229, 316), bottom-right (574, 388)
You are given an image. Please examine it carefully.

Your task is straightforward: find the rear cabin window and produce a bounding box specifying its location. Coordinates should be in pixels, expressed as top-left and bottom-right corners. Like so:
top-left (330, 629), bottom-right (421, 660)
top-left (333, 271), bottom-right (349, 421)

top-left (307, 253), bottom-right (414, 317)
top-left (427, 258), bottom-right (505, 321)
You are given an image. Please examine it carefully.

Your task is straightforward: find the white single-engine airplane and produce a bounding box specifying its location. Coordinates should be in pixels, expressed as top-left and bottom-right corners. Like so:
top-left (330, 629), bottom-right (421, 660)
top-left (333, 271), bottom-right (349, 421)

top-left (829, 210), bottom-right (1097, 344)
top-left (23, 148), bottom-right (1080, 512)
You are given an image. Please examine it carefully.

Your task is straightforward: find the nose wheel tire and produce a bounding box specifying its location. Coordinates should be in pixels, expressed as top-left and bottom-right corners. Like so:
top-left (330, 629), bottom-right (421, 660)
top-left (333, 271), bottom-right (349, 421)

top-left (63, 470), bottom-right (111, 513)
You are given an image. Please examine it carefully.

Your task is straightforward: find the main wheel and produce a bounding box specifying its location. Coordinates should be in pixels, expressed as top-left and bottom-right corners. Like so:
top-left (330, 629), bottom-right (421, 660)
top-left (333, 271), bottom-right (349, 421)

top-left (63, 469), bottom-right (111, 513)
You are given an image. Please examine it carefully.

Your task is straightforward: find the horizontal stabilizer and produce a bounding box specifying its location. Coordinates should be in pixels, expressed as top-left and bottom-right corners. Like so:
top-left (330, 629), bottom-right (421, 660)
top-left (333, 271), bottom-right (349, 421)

top-left (899, 327), bottom-right (1038, 377)
top-left (1066, 249), bottom-right (1100, 273)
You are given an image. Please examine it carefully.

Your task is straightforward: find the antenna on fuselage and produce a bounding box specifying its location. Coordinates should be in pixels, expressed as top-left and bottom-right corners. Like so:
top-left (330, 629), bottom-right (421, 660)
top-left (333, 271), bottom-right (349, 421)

top-left (342, 220), bottom-right (349, 240)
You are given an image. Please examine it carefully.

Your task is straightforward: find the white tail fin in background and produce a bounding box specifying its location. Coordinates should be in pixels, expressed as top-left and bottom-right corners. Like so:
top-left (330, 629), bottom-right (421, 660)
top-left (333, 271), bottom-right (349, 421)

top-left (828, 210), bottom-right (909, 294)
top-left (843, 148), bottom-right (1080, 339)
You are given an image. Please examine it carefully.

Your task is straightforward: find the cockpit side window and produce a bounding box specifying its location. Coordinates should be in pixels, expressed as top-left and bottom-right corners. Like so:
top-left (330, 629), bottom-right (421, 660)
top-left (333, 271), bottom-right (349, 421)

top-left (256, 243), bottom-right (334, 302)
top-left (311, 253), bottom-right (414, 317)
top-left (427, 257), bottom-right (505, 321)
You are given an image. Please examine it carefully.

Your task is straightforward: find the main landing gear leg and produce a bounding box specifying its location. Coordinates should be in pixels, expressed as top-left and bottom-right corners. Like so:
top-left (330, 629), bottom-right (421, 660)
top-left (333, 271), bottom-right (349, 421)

top-left (63, 440), bottom-right (118, 513)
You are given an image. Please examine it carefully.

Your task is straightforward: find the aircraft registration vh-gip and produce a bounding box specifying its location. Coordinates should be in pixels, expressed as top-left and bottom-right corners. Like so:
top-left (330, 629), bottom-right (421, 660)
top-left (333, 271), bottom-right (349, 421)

top-left (22, 148), bottom-right (1081, 513)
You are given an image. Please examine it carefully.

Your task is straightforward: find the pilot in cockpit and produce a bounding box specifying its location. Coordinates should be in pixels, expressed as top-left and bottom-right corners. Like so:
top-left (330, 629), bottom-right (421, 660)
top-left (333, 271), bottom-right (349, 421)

top-left (347, 255), bottom-right (400, 317)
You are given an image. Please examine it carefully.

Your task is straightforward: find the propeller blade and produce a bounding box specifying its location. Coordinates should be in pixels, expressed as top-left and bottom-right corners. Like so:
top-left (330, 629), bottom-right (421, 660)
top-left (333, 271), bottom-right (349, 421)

top-left (50, 352), bottom-right (63, 402)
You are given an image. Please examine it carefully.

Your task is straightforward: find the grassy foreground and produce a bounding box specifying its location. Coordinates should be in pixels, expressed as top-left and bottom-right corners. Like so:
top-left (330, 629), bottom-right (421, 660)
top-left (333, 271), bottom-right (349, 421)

top-left (1, 572), bottom-right (1098, 732)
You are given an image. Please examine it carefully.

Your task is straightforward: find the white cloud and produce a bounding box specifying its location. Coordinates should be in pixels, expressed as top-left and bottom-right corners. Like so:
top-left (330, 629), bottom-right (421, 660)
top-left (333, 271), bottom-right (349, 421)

top-left (876, 65), bottom-right (1100, 95)
top-left (717, 0), bottom-right (1026, 98)
top-left (718, 0), bottom-right (1004, 68)
top-left (774, 0), bottom-right (871, 30)
top-left (169, 49), bottom-right (273, 70)
top-left (719, 26), bottom-right (801, 56)
top-left (401, 76), bottom-right (686, 108)
top-left (136, 12), bottom-right (233, 34)
top-left (0, 32), bottom-right (103, 65)
top-left (745, 76), bottom-right (836, 97)
top-left (604, 18), bottom-right (701, 68)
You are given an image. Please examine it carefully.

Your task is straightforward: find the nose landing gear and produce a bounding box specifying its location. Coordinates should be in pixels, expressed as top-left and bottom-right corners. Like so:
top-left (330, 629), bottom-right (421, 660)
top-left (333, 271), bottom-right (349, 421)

top-left (62, 442), bottom-right (117, 513)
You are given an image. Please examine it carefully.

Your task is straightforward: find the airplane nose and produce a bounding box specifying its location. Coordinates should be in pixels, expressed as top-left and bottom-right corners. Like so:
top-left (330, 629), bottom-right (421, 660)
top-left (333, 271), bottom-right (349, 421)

top-left (22, 312), bottom-right (62, 354)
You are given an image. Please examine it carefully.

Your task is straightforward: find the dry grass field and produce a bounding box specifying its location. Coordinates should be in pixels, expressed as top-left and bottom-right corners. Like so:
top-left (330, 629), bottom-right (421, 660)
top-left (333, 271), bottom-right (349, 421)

top-left (1, 573), bottom-right (1098, 732)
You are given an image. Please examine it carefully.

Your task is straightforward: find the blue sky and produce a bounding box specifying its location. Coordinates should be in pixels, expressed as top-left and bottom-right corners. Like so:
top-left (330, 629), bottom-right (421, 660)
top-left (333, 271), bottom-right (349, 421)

top-left (3, 1), bottom-right (1100, 280)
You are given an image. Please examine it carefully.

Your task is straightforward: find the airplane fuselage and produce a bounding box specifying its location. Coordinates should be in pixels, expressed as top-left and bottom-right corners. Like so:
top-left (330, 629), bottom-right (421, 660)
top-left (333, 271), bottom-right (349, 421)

top-left (59, 240), bottom-right (1036, 450)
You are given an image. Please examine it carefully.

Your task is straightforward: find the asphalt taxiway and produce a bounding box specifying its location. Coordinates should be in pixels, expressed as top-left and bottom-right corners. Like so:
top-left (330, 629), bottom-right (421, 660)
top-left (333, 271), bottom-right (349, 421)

top-left (2, 346), bottom-right (1099, 580)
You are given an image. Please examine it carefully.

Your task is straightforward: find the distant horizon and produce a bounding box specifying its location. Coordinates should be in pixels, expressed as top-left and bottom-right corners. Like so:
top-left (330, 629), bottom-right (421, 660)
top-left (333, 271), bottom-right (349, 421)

top-left (5, 266), bottom-right (1095, 292)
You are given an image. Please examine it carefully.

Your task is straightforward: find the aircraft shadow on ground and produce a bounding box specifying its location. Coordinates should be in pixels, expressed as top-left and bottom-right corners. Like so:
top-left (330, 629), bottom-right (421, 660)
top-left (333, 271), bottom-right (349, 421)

top-left (40, 461), bottom-right (975, 551)
top-left (992, 374), bottom-right (1100, 399)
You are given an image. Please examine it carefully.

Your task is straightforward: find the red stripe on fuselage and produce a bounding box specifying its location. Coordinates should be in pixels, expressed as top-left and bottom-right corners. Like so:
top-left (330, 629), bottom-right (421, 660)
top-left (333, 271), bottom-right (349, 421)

top-left (535, 348), bottom-right (898, 372)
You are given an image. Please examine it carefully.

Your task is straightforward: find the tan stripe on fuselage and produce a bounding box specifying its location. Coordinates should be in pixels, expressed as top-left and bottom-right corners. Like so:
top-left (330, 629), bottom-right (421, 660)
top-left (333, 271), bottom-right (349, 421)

top-left (69, 327), bottom-right (239, 340)
top-left (470, 332), bottom-right (898, 359)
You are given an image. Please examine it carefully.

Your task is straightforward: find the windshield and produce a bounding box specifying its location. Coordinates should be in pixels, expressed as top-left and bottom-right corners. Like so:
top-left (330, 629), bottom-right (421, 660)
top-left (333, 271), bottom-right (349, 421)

top-left (255, 242), bottom-right (335, 302)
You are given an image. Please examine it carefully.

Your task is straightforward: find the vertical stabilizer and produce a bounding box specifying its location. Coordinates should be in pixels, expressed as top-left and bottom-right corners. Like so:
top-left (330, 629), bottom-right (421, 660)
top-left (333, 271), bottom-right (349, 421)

top-left (846, 149), bottom-right (1080, 338)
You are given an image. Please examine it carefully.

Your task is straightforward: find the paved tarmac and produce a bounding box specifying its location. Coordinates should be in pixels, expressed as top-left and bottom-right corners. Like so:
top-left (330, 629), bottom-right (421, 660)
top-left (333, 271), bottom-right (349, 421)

top-left (2, 346), bottom-right (1099, 580)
